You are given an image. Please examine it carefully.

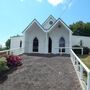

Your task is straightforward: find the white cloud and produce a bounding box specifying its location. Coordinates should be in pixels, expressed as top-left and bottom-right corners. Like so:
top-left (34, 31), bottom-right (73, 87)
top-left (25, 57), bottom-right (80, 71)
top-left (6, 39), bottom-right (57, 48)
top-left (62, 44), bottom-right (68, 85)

top-left (48, 0), bottom-right (64, 6)
top-left (36, 0), bottom-right (73, 8)
top-left (36, 0), bottom-right (43, 3)
top-left (20, 0), bottom-right (24, 2)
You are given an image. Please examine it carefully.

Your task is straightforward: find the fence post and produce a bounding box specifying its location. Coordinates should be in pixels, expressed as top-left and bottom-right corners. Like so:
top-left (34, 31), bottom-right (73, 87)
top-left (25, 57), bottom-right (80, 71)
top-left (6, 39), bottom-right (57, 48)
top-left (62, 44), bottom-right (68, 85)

top-left (60, 48), bottom-right (62, 55)
top-left (73, 56), bottom-right (76, 66)
top-left (80, 65), bottom-right (83, 80)
top-left (76, 60), bottom-right (79, 71)
top-left (87, 72), bottom-right (90, 90)
top-left (81, 48), bottom-right (83, 55)
top-left (70, 51), bottom-right (73, 61)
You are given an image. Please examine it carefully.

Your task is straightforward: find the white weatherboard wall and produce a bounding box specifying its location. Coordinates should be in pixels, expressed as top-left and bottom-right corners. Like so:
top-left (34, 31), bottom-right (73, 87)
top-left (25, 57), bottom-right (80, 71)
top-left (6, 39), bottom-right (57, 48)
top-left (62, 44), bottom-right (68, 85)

top-left (24, 23), bottom-right (46, 53)
top-left (10, 36), bottom-right (24, 49)
top-left (72, 35), bottom-right (90, 48)
top-left (49, 24), bottom-right (70, 54)
top-left (10, 35), bottom-right (90, 54)
top-left (10, 36), bottom-right (24, 55)
top-left (42, 17), bottom-right (56, 30)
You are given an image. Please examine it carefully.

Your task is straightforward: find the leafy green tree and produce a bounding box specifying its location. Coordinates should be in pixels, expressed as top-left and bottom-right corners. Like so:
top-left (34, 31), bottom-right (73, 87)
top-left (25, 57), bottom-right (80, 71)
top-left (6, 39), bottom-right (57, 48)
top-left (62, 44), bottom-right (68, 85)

top-left (5, 39), bottom-right (11, 49)
top-left (69, 21), bottom-right (90, 36)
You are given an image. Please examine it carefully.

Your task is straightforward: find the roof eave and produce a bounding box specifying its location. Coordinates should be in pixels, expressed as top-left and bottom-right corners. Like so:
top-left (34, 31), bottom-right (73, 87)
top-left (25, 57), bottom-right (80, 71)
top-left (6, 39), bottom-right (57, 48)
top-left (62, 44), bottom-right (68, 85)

top-left (47, 18), bottom-right (73, 33)
top-left (22, 19), bottom-right (46, 33)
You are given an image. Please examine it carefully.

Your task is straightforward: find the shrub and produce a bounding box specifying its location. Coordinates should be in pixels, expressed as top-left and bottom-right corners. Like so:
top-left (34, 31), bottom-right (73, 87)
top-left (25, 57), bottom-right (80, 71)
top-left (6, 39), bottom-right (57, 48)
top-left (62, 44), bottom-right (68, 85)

top-left (72, 45), bottom-right (81, 54)
top-left (6, 55), bottom-right (22, 67)
top-left (0, 57), bottom-right (9, 72)
top-left (83, 47), bottom-right (90, 54)
top-left (72, 45), bottom-right (90, 55)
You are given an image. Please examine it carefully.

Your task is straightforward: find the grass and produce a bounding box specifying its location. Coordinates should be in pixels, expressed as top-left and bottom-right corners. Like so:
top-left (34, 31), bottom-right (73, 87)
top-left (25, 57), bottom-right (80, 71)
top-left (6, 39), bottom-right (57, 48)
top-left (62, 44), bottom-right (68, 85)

top-left (78, 55), bottom-right (90, 84)
top-left (79, 55), bottom-right (90, 69)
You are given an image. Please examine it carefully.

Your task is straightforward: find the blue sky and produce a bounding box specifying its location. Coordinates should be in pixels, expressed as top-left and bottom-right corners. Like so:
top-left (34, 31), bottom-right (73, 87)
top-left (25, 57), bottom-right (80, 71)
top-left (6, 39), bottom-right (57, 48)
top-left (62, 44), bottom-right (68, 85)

top-left (0, 0), bottom-right (90, 46)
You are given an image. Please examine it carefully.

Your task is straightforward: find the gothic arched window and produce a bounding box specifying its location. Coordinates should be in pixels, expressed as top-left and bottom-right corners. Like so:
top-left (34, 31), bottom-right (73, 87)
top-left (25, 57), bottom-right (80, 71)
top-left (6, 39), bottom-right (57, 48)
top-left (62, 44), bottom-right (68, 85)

top-left (33, 37), bottom-right (39, 52)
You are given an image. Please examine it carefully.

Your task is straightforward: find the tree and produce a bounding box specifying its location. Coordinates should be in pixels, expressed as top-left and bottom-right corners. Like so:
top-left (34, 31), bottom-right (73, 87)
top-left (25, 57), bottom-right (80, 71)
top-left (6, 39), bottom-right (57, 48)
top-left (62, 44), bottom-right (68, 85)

top-left (5, 39), bottom-right (11, 49)
top-left (69, 21), bottom-right (90, 36)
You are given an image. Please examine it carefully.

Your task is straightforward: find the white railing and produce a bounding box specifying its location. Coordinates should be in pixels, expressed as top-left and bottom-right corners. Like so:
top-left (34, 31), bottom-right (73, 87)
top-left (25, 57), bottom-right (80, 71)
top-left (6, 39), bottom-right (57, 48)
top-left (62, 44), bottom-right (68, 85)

top-left (71, 49), bottom-right (90, 90)
top-left (72, 47), bottom-right (83, 55)
top-left (55, 47), bottom-right (83, 55)
top-left (55, 47), bottom-right (70, 54)
top-left (0, 48), bottom-right (24, 55)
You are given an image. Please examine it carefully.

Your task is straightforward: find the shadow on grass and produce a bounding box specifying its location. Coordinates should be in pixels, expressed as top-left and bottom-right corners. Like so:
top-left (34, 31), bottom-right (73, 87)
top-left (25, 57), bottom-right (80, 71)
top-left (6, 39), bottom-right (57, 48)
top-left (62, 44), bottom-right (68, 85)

top-left (78, 54), bottom-right (89, 59)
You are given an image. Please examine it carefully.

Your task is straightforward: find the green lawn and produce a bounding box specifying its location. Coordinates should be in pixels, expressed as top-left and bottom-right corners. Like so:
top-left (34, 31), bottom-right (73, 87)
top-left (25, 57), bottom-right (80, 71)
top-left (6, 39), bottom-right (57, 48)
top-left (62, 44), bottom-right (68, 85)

top-left (79, 55), bottom-right (90, 69)
top-left (78, 55), bottom-right (90, 83)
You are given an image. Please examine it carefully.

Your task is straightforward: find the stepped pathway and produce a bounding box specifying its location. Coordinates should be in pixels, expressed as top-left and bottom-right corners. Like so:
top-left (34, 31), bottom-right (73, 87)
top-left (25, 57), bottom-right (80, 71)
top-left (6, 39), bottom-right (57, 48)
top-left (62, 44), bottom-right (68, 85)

top-left (0, 55), bottom-right (82, 90)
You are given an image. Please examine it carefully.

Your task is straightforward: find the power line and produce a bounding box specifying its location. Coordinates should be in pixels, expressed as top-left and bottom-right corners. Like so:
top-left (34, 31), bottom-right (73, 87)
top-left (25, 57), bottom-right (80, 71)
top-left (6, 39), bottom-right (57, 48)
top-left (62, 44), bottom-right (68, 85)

top-left (60, 0), bottom-right (73, 18)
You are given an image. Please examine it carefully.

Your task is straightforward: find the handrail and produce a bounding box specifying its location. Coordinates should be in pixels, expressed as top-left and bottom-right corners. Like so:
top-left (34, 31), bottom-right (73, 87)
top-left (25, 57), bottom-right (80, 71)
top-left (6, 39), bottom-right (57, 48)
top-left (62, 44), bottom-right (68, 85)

top-left (55, 47), bottom-right (83, 49)
top-left (0, 48), bottom-right (23, 52)
top-left (55, 47), bottom-right (83, 55)
top-left (0, 48), bottom-right (24, 55)
top-left (71, 49), bottom-right (90, 73)
top-left (70, 49), bottom-right (90, 90)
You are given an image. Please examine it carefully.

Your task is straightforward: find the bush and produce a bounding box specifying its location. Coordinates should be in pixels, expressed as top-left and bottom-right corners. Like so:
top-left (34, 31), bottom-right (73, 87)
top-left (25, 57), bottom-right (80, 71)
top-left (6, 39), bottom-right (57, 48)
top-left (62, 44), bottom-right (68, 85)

top-left (72, 45), bottom-right (90, 55)
top-left (6, 55), bottom-right (22, 67)
top-left (0, 57), bottom-right (9, 72)
top-left (83, 47), bottom-right (90, 54)
top-left (72, 45), bottom-right (81, 54)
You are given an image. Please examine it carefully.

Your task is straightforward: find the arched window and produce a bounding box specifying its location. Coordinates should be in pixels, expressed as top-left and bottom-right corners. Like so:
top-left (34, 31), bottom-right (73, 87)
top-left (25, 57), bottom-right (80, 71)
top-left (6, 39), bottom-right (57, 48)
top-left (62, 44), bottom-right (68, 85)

top-left (59, 37), bottom-right (65, 52)
top-left (59, 37), bottom-right (65, 47)
top-left (33, 37), bottom-right (38, 52)
top-left (20, 40), bottom-right (22, 48)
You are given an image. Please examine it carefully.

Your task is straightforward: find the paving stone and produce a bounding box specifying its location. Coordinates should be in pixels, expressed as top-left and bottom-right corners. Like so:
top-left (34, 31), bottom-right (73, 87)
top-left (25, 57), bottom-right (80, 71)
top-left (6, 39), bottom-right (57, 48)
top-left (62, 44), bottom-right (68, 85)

top-left (0, 55), bottom-right (82, 90)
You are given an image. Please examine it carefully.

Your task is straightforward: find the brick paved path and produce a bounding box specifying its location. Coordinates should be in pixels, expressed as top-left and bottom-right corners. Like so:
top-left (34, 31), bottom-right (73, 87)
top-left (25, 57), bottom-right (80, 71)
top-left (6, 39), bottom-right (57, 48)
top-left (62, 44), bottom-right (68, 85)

top-left (0, 55), bottom-right (82, 90)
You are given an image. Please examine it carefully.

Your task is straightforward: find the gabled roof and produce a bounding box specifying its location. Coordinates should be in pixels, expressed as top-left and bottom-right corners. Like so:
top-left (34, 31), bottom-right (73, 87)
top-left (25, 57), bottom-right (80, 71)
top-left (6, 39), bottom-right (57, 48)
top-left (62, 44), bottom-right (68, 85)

top-left (47, 18), bottom-right (73, 33)
top-left (42, 15), bottom-right (56, 26)
top-left (22, 15), bottom-right (72, 33)
top-left (22, 19), bottom-right (46, 33)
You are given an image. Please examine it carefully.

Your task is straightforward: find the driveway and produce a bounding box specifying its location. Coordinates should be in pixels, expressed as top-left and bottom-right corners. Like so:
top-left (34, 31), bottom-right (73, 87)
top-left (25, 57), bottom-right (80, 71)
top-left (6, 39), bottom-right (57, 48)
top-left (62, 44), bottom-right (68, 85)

top-left (0, 55), bottom-right (82, 90)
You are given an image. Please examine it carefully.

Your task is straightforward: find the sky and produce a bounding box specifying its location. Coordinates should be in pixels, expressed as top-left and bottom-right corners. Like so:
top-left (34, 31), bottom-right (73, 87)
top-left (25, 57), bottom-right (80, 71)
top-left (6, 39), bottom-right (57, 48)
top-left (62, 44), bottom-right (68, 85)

top-left (0, 0), bottom-right (90, 46)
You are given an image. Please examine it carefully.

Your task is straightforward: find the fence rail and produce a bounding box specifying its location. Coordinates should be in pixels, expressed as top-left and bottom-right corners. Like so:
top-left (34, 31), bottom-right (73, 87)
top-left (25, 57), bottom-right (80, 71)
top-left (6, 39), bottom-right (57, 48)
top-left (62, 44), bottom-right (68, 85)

top-left (55, 47), bottom-right (83, 55)
top-left (0, 48), bottom-right (24, 56)
top-left (71, 49), bottom-right (90, 90)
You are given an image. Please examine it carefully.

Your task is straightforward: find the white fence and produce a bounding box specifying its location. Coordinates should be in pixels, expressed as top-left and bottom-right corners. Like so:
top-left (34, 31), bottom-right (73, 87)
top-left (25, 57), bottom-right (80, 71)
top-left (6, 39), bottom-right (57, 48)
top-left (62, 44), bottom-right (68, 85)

top-left (55, 47), bottom-right (83, 55)
top-left (71, 49), bottom-right (90, 90)
top-left (56, 47), bottom-right (90, 90)
top-left (0, 48), bottom-right (24, 55)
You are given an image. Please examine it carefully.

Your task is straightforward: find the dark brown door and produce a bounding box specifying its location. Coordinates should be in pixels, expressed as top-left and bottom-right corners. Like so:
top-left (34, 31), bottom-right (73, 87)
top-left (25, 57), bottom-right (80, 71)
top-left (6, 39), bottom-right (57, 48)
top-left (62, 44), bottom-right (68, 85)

top-left (48, 37), bottom-right (52, 53)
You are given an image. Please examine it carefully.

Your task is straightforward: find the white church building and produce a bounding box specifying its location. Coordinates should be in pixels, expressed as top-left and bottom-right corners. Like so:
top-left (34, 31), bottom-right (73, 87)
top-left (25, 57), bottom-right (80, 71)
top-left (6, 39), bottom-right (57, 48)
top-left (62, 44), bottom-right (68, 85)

top-left (10, 15), bottom-right (90, 54)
